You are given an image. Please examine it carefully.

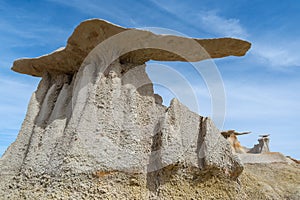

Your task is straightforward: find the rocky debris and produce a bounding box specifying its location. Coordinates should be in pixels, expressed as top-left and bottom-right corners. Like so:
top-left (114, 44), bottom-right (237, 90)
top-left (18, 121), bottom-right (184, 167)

top-left (0, 19), bottom-right (253, 199)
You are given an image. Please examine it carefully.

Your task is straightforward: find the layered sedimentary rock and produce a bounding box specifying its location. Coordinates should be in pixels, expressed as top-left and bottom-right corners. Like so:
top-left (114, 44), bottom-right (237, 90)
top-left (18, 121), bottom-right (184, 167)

top-left (0, 19), bottom-right (251, 199)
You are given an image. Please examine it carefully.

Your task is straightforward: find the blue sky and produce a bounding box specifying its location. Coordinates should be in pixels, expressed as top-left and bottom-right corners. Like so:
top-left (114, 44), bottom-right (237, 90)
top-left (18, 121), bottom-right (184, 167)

top-left (1, 0), bottom-right (300, 159)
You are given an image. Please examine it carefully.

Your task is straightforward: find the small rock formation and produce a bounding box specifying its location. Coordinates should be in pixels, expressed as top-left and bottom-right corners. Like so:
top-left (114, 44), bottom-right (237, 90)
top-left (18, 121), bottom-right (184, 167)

top-left (0, 19), bottom-right (251, 199)
top-left (221, 130), bottom-right (251, 153)
top-left (248, 134), bottom-right (270, 153)
top-left (230, 133), bottom-right (293, 165)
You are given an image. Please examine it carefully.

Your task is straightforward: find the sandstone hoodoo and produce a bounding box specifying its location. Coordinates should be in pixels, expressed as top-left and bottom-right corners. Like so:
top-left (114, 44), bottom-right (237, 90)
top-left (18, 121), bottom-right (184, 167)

top-left (5, 19), bottom-right (297, 199)
top-left (220, 130), bottom-right (294, 166)
top-left (221, 130), bottom-right (251, 154)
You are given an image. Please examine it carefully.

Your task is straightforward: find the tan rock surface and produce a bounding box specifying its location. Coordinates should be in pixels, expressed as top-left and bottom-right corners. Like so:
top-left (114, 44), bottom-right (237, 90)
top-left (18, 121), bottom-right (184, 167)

top-left (1, 162), bottom-right (299, 199)
top-left (239, 152), bottom-right (293, 164)
top-left (240, 162), bottom-right (300, 199)
top-left (11, 19), bottom-right (251, 77)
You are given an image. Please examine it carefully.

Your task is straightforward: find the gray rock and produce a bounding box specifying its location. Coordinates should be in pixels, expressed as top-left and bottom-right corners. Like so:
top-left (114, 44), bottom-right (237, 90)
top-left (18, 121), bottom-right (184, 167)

top-left (1, 60), bottom-right (242, 178)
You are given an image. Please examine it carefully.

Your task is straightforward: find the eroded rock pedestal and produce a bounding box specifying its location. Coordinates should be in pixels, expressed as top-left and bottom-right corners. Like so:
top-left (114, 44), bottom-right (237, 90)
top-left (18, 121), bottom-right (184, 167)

top-left (0, 19), bottom-right (251, 199)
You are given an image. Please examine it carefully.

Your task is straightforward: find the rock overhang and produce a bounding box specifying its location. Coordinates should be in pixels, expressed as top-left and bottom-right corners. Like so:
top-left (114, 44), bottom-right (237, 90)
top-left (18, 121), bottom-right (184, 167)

top-left (11, 19), bottom-right (251, 77)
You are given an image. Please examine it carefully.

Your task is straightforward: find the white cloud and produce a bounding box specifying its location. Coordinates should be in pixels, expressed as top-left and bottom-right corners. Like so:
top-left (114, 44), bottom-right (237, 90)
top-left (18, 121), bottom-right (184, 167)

top-left (0, 19), bottom-right (68, 47)
top-left (48, 0), bottom-right (134, 26)
top-left (145, 1), bottom-right (249, 39)
top-left (49, 0), bottom-right (110, 15)
top-left (149, 1), bottom-right (298, 69)
top-left (198, 11), bottom-right (248, 38)
top-left (251, 41), bottom-right (300, 67)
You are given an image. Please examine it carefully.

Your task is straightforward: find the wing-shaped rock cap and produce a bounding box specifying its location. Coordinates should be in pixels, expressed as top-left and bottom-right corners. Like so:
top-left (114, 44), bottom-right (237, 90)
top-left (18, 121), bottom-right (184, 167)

top-left (11, 19), bottom-right (251, 77)
top-left (221, 130), bottom-right (251, 137)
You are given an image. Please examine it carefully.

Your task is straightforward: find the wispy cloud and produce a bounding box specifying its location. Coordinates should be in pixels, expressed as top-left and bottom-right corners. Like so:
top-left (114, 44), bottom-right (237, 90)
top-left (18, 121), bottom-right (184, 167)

top-left (149, 0), bottom-right (248, 38)
top-left (48, 0), bottom-right (137, 26)
top-left (48, 0), bottom-right (112, 16)
top-left (149, 1), bottom-right (300, 69)
top-left (197, 11), bottom-right (249, 39)
top-left (0, 3), bottom-right (69, 65)
top-left (251, 40), bottom-right (300, 67)
top-left (225, 78), bottom-right (300, 119)
top-left (0, 19), bottom-right (68, 47)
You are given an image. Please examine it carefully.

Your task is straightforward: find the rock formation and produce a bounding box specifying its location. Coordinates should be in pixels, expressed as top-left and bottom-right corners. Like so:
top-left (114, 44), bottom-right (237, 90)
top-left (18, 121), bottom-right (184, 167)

top-left (248, 134), bottom-right (270, 153)
top-left (224, 132), bottom-right (294, 165)
top-left (0, 19), bottom-right (256, 199)
top-left (221, 130), bottom-right (251, 153)
top-left (11, 19), bottom-right (251, 77)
